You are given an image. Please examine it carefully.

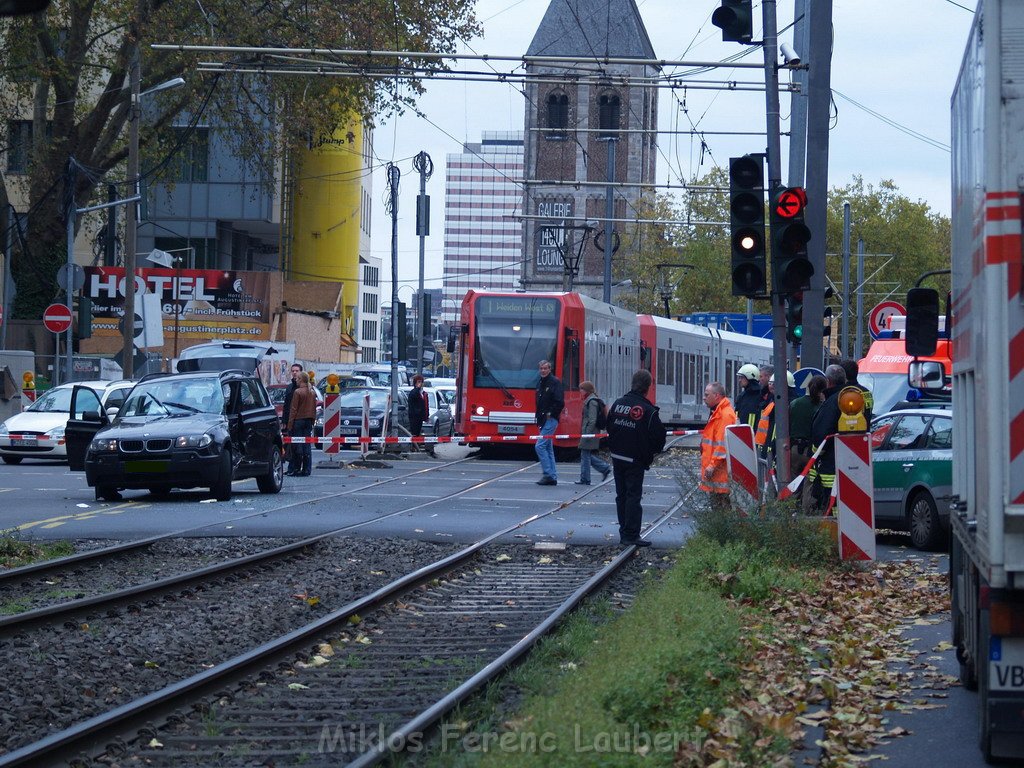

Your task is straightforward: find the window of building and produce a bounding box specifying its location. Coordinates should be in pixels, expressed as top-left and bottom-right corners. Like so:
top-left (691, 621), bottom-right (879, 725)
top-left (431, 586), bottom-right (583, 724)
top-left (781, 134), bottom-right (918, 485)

top-left (171, 127), bottom-right (209, 182)
top-left (598, 93), bottom-right (621, 135)
top-left (545, 93), bottom-right (569, 137)
top-left (361, 319), bottom-right (378, 342)
top-left (363, 264), bottom-right (379, 288)
top-left (362, 292), bottom-right (378, 314)
top-left (6, 120), bottom-right (51, 173)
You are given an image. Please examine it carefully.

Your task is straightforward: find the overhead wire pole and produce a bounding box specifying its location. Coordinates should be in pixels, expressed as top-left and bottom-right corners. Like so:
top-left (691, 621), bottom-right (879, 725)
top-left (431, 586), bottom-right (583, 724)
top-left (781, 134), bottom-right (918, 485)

top-left (122, 45), bottom-right (141, 379)
top-left (386, 163), bottom-right (401, 443)
top-left (413, 151), bottom-right (433, 377)
top-left (761, 0), bottom-right (792, 485)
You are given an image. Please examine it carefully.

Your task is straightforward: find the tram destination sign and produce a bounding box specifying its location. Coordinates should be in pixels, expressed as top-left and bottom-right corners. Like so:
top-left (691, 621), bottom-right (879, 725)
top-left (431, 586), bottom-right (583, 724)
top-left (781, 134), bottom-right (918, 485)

top-left (477, 296), bottom-right (559, 317)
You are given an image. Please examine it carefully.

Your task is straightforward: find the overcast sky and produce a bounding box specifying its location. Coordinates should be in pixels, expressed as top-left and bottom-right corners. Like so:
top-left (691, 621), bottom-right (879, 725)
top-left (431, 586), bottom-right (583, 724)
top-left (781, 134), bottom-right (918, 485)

top-left (368, 0), bottom-right (974, 295)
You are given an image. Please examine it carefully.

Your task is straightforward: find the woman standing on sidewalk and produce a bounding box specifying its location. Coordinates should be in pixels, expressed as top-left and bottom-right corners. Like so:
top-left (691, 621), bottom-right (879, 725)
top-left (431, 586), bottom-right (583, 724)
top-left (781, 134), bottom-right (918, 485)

top-left (576, 381), bottom-right (612, 485)
top-left (287, 372), bottom-right (317, 477)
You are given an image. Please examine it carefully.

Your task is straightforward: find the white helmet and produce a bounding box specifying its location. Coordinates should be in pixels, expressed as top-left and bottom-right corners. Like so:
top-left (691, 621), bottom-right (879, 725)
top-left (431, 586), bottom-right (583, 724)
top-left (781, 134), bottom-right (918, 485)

top-left (769, 371), bottom-right (797, 388)
top-left (738, 363), bottom-right (759, 381)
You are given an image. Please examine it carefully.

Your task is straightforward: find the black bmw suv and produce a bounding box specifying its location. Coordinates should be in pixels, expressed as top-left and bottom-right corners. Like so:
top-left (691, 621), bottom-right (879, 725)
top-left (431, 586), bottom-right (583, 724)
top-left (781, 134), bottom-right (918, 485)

top-left (65, 369), bottom-right (284, 502)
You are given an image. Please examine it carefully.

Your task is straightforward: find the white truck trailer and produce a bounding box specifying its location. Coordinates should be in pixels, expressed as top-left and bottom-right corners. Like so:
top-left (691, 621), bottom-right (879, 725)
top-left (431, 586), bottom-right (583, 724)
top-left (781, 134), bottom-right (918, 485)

top-left (930, 0), bottom-right (1024, 760)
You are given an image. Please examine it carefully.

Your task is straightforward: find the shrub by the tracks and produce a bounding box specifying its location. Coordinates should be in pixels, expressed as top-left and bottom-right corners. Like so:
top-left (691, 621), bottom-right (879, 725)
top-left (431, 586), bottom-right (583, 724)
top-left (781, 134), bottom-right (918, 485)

top-left (0, 529), bottom-right (73, 569)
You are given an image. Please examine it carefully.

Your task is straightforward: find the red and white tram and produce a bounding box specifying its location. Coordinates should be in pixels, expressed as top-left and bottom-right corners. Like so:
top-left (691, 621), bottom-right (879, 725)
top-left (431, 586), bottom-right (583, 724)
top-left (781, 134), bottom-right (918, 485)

top-left (454, 290), bottom-right (772, 446)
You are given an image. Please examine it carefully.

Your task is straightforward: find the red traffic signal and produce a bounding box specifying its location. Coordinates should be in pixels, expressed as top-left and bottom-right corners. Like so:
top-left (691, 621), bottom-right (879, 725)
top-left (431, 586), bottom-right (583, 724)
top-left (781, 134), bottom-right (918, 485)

top-left (773, 187), bottom-right (807, 219)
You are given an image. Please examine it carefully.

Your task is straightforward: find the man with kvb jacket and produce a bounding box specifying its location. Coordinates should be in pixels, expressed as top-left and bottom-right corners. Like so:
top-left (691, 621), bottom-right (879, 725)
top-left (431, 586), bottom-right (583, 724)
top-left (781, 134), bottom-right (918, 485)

top-left (607, 369), bottom-right (666, 547)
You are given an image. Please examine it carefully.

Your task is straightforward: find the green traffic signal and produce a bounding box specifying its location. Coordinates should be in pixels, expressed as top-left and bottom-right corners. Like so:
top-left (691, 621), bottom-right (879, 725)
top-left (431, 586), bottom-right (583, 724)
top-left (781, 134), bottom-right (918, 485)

top-left (785, 292), bottom-right (803, 345)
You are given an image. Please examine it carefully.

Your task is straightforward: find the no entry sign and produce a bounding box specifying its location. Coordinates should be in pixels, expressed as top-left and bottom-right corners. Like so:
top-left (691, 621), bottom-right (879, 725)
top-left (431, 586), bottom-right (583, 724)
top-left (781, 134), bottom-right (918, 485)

top-left (43, 303), bottom-right (73, 334)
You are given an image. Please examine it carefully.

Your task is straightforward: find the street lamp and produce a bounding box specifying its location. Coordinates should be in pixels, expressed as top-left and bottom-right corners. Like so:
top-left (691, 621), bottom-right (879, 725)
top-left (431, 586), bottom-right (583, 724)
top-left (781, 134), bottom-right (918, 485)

top-left (655, 263), bottom-right (695, 318)
top-left (121, 54), bottom-right (184, 379)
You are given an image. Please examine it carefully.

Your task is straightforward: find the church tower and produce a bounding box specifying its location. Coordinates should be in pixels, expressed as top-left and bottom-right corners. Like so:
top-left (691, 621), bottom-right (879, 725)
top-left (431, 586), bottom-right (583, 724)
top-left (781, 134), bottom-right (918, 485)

top-left (522, 0), bottom-right (658, 295)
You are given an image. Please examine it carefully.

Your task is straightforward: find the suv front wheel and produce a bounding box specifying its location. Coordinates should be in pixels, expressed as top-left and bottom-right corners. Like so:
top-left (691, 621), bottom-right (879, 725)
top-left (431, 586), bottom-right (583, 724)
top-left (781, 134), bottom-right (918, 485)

top-left (212, 448), bottom-right (234, 501)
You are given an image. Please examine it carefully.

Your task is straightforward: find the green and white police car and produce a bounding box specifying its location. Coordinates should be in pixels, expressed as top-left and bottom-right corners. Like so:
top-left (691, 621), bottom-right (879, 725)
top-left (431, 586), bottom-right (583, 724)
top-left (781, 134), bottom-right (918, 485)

top-left (870, 405), bottom-right (953, 550)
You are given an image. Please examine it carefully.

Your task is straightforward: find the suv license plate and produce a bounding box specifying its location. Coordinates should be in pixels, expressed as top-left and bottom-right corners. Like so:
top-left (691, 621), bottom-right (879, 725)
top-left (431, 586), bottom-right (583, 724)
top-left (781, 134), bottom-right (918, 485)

top-left (498, 425), bottom-right (524, 435)
top-left (125, 460), bottom-right (170, 473)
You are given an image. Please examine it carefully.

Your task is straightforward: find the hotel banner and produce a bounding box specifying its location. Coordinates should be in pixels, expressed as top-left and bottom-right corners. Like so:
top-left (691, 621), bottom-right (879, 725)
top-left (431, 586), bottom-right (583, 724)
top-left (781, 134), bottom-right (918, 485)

top-left (83, 267), bottom-right (271, 341)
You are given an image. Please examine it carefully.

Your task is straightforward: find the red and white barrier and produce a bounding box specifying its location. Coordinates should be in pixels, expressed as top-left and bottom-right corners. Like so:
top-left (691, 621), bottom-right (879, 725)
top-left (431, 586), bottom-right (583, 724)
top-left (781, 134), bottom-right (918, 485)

top-left (777, 439), bottom-right (829, 501)
top-left (282, 429), bottom-right (701, 447)
top-left (725, 424), bottom-right (758, 499)
top-left (834, 433), bottom-right (876, 561)
top-left (322, 392), bottom-right (341, 455)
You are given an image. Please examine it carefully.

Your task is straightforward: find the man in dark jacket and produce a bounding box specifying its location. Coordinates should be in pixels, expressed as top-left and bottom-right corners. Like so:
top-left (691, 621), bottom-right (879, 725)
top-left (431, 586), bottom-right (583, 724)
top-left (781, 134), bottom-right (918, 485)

top-left (734, 363), bottom-right (762, 429)
top-left (806, 364), bottom-right (848, 512)
top-left (534, 360), bottom-right (564, 485)
top-left (607, 369), bottom-right (667, 547)
top-left (282, 363), bottom-right (302, 474)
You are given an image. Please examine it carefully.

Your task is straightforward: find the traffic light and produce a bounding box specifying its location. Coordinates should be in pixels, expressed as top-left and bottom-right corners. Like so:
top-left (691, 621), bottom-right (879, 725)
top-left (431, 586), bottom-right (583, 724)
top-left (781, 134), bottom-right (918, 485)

top-left (728, 155), bottom-right (766, 297)
top-left (770, 185), bottom-right (813, 295)
top-left (712, 0), bottom-right (753, 43)
top-left (76, 295), bottom-right (92, 339)
top-left (785, 292), bottom-right (803, 344)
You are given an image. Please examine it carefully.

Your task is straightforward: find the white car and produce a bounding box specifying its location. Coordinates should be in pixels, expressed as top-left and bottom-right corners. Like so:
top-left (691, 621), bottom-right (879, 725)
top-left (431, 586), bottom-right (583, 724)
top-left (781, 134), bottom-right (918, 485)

top-left (0, 380), bottom-right (135, 464)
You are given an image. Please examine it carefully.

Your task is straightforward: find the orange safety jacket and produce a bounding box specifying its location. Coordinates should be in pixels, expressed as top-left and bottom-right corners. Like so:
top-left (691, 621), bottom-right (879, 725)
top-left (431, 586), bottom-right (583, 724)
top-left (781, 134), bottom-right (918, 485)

top-left (700, 396), bottom-right (738, 494)
top-left (754, 401), bottom-right (775, 446)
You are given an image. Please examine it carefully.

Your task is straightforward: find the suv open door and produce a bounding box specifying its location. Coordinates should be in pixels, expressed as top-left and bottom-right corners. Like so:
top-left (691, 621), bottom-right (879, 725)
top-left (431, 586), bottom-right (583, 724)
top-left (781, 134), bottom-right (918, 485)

top-left (65, 385), bottom-right (110, 471)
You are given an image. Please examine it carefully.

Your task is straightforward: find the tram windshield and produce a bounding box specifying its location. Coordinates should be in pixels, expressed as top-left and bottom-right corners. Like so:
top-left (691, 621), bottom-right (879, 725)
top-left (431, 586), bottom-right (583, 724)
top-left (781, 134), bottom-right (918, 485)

top-left (472, 296), bottom-right (561, 389)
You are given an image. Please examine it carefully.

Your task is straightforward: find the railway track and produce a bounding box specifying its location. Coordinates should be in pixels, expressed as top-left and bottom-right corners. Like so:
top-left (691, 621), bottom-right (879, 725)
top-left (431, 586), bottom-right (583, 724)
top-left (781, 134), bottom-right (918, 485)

top-left (0, 453), bottom-right (480, 589)
top-left (0, 454), bottom-right (663, 765)
top-left (0, 498), bottom-right (679, 768)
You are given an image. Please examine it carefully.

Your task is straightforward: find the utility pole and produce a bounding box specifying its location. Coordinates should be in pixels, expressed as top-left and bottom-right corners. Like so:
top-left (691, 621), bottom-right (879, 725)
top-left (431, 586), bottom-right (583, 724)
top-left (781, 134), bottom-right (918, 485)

top-left (761, 0), bottom-right (792, 484)
top-left (122, 45), bottom-right (140, 379)
top-left (413, 151), bottom-right (433, 377)
top-left (386, 163), bottom-right (400, 440)
top-left (798, 0), bottom-right (834, 370)
top-left (602, 137), bottom-right (617, 302)
top-left (841, 202), bottom-right (851, 358)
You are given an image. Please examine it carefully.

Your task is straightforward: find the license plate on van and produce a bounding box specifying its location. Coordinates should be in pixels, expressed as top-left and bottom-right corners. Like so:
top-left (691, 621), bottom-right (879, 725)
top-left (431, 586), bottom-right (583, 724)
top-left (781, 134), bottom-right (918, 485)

top-left (498, 425), bottom-right (524, 435)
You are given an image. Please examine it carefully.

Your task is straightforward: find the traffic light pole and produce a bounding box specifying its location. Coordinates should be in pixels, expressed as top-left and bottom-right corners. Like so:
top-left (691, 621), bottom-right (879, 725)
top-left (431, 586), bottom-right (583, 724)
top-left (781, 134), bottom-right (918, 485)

top-left (761, 0), bottom-right (791, 484)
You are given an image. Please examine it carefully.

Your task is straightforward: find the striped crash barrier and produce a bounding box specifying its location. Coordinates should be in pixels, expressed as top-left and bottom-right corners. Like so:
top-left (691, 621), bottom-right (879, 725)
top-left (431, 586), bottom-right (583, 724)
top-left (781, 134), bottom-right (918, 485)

top-left (282, 429), bottom-right (702, 447)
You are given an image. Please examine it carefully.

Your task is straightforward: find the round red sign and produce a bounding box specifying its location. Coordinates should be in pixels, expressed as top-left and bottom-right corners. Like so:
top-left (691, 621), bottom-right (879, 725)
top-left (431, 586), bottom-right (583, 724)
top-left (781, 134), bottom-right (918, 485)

top-left (868, 300), bottom-right (907, 339)
top-left (43, 303), bottom-right (73, 334)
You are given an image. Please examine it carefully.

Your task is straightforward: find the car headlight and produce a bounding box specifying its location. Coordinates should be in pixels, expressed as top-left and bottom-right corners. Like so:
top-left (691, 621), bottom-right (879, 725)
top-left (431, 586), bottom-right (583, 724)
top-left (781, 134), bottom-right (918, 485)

top-left (47, 425), bottom-right (65, 439)
top-left (176, 434), bottom-right (213, 448)
top-left (90, 438), bottom-right (119, 452)
top-left (368, 418), bottom-right (381, 428)
top-left (0, 423), bottom-right (8, 436)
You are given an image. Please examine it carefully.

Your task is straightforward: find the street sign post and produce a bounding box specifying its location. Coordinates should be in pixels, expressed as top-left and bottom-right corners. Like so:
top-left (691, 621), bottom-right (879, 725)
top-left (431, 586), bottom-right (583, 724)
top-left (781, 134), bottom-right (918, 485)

top-left (43, 303), bottom-right (73, 386)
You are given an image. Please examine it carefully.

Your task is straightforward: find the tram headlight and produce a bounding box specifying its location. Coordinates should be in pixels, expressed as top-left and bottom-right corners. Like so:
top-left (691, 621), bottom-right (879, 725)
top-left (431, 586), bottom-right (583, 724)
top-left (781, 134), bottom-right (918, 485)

top-left (474, 405), bottom-right (485, 416)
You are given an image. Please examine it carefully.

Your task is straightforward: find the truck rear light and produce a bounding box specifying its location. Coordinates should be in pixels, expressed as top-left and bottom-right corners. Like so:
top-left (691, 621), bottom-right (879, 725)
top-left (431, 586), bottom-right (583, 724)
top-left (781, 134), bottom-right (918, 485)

top-left (989, 598), bottom-right (1024, 636)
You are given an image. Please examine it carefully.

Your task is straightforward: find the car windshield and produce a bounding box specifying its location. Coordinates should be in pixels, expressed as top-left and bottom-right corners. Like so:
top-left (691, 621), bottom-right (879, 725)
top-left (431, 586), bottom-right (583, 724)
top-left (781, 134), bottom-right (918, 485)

top-left (119, 378), bottom-right (225, 418)
top-left (27, 387), bottom-right (84, 413)
top-left (338, 389), bottom-right (390, 409)
top-left (858, 372), bottom-right (912, 416)
top-left (473, 295), bottom-right (560, 389)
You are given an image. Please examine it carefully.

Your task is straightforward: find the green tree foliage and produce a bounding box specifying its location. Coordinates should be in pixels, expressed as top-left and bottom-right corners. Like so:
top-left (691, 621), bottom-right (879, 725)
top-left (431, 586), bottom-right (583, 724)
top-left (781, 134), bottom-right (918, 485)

top-left (615, 171), bottom-right (950, 321)
top-left (0, 0), bottom-right (479, 318)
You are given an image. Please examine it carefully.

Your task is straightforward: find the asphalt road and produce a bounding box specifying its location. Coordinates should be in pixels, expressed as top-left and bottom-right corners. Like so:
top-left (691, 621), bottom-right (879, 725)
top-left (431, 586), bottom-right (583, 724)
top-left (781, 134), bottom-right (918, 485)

top-left (0, 444), bottom-right (695, 546)
top-left (0, 449), bottom-right (992, 766)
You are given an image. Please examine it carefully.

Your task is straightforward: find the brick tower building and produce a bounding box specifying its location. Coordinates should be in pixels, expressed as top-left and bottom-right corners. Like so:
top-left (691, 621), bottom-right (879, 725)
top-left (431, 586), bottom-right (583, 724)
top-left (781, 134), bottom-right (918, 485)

top-left (521, 0), bottom-right (658, 295)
